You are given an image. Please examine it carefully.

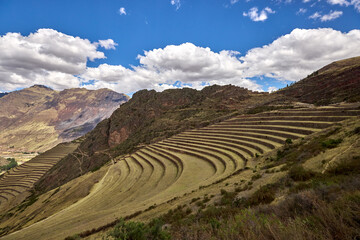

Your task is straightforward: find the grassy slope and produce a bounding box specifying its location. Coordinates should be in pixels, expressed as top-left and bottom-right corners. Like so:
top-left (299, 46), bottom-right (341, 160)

top-left (278, 56), bottom-right (360, 105)
top-left (1, 105), bottom-right (358, 240)
top-left (97, 116), bottom-right (360, 240)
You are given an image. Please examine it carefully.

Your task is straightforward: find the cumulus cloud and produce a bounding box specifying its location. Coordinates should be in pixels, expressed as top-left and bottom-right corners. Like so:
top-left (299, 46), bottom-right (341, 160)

top-left (95, 39), bottom-right (118, 50)
top-left (171, 0), bottom-right (181, 10)
top-left (0, 29), bottom-right (107, 91)
top-left (82, 43), bottom-right (262, 93)
top-left (243, 7), bottom-right (275, 22)
top-left (239, 28), bottom-right (360, 81)
top-left (119, 7), bottom-right (126, 15)
top-left (267, 87), bottom-right (278, 93)
top-left (2, 28), bottom-right (360, 95)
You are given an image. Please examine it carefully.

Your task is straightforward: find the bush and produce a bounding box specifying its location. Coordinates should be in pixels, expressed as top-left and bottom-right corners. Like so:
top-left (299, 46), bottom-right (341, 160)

top-left (288, 165), bottom-right (315, 182)
top-left (321, 138), bottom-right (342, 149)
top-left (0, 158), bottom-right (17, 171)
top-left (285, 138), bottom-right (293, 144)
top-left (220, 191), bottom-right (237, 206)
top-left (107, 218), bottom-right (170, 240)
top-left (247, 184), bottom-right (276, 206)
top-left (251, 173), bottom-right (262, 181)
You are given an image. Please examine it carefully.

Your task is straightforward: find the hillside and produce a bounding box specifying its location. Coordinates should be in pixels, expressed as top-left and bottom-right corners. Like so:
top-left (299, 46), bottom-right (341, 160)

top-left (0, 104), bottom-right (359, 239)
top-left (0, 85), bottom-right (129, 154)
top-left (279, 56), bottom-right (360, 105)
top-left (35, 85), bottom-right (271, 193)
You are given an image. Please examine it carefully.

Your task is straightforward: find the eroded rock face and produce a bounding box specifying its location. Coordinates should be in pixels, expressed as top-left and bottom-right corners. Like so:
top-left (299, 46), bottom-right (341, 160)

top-left (0, 85), bottom-right (129, 152)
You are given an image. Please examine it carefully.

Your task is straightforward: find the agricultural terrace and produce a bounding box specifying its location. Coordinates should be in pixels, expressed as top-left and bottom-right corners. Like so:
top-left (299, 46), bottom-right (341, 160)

top-left (0, 143), bottom-right (78, 211)
top-left (2, 105), bottom-right (360, 240)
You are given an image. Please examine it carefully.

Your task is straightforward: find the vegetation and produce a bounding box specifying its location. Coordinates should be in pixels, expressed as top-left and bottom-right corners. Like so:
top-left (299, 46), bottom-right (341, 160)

top-left (0, 158), bottom-right (17, 171)
top-left (106, 218), bottom-right (170, 240)
top-left (246, 105), bottom-right (294, 114)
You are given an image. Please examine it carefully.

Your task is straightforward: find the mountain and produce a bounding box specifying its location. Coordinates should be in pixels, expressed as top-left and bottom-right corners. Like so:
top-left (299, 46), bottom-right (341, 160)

top-left (278, 56), bottom-right (360, 105)
top-left (0, 93), bottom-right (7, 98)
top-left (0, 85), bottom-right (129, 153)
top-left (36, 85), bottom-right (268, 192)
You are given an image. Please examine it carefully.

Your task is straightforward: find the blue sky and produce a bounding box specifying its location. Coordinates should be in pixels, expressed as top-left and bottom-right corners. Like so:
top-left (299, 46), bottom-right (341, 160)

top-left (0, 0), bottom-right (360, 95)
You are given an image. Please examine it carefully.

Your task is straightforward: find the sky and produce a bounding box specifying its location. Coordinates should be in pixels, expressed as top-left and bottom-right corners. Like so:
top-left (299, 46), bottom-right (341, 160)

top-left (0, 0), bottom-right (360, 96)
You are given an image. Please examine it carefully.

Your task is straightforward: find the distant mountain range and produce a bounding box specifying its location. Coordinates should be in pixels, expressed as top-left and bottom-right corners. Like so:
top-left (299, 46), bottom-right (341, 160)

top-left (0, 85), bottom-right (129, 153)
top-left (0, 92), bottom-right (8, 98)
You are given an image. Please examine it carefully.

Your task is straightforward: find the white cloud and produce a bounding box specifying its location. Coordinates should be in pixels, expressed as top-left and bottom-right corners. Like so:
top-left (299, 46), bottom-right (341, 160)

top-left (239, 28), bottom-right (360, 81)
top-left (309, 10), bottom-right (343, 21)
top-left (327, 0), bottom-right (360, 11)
top-left (0, 29), bottom-right (107, 91)
top-left (267, 86), bottom-right (278, 93)
top-left (82, 43), bottom-right (262, 93)
top-left (309, 12), bottom-right (321, 19)
top-left (2, 28), bottom-right (360, 95)
top-left (297, 8), bottom-right (307, 14)
top-left (352, 0), bottom-right (360, 11)
top-left (327, 0), bottom-right (350, 6)
top-left (320, 10), bottom-right (343, 21)
top-left (119, 7), bottom-right (126, 15)
top-left (171, 0), bottom-right (181, 10)
top-left (96, 39), bottom-right (118, 50)
top-left (243, 7), bottom-right (275, 22)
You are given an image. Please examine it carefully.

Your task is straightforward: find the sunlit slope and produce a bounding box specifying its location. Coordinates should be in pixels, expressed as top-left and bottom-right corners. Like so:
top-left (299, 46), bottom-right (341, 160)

top-left (2, 106), bottom-right (360, 240)
top-left (0, 142), bottom-right (78, 211)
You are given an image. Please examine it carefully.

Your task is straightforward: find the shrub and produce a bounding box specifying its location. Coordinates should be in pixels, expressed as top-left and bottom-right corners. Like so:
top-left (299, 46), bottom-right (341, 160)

top-left (107, 218), bottom-right (170, 240)
top-left (251, 173), bottom-right (262, 181)
top-left (0, 158), bottom-right (17, 171)
top-left (321, 138), bottom-right (342, 149)
top-left (285, 138), bottom-right (293, 144)
top-left (289, 165), bottom-right (315, 181)
top-left (247, 184), bottom-right (276, 206)
top-left (220, 191), bottom-right (237, 206)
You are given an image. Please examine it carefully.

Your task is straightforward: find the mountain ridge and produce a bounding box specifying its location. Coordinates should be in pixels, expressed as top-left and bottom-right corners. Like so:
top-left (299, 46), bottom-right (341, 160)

top-left (0, 85), bottom-right (129, 154)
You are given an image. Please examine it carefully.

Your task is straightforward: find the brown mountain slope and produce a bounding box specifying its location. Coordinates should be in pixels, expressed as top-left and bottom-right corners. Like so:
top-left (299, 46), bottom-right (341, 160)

top-left (35, 85), bottom-right (269, 193)
top-left (0, 85), bottom-right (129, 153)
top-left (278, 56), bottom-right (360, 105)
